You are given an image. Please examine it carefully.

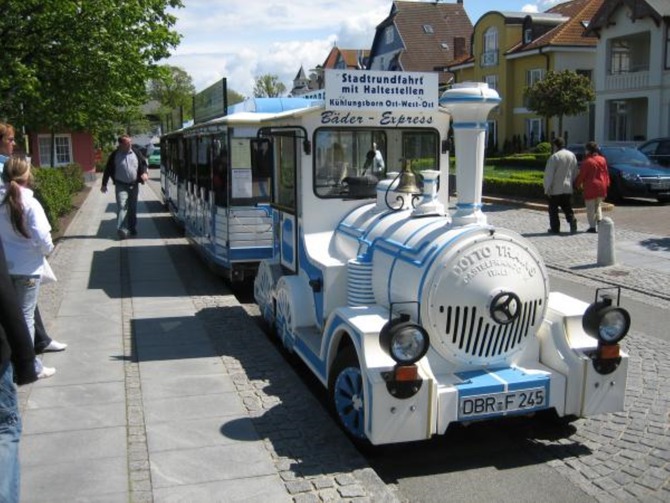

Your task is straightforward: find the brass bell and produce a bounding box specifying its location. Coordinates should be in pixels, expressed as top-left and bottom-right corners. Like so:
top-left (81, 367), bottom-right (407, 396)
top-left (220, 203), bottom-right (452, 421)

top-left (396, 160), bottom-right (421, 194)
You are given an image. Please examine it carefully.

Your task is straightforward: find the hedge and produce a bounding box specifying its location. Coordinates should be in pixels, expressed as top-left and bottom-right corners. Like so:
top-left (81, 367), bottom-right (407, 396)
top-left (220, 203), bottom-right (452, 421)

top-left (32, 163), bottom-right (85, 231)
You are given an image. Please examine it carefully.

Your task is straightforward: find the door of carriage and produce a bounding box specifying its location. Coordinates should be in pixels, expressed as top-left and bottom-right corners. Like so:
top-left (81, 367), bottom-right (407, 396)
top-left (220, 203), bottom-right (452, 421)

top-left (265, 130), bottom-right (303, 273)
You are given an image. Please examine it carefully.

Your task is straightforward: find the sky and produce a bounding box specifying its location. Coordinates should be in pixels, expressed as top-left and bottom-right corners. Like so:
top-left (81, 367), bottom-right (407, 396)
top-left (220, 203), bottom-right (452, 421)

top-left (165, 0), bottom-right (564, 99)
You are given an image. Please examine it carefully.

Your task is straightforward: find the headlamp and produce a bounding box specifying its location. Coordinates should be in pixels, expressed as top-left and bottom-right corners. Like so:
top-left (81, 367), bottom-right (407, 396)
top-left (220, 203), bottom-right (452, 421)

top-left (582, 293), bottom-right (630, 345)
top-left (379, 316), bottom-right (430, 364)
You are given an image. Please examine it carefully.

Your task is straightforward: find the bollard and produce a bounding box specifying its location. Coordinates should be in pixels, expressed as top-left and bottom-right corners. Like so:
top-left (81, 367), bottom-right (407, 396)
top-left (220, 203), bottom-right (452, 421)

top-left (597, 217), bottom-right (616, 266)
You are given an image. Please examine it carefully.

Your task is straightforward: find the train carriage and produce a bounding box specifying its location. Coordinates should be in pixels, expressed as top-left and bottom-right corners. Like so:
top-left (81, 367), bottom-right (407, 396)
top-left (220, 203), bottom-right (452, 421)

top-left (251, 71), bottom-right (631, 445)
top-left (160, 98), bottom-right (316, 282)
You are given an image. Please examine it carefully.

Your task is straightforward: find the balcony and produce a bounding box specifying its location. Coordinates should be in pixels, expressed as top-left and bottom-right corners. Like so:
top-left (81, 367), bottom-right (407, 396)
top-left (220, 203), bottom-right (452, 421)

top-left (605, 70), bottom-right (649, 91)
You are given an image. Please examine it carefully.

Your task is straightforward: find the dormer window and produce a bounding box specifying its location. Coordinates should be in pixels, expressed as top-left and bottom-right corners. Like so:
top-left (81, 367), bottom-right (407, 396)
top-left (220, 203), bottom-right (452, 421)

top-left (423, 24), bottom-right (434, 34)
top-left (524, 28), bottom-right (533, 44)
top-left (385, 26), bottom-right (394, 44)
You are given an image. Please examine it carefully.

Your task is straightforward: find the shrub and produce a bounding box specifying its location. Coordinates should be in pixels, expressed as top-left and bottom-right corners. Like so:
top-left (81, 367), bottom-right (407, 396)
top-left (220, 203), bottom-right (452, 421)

top-left (534, 142), bottom-right (552, 154)
top-left (32, 163), bottom-right (86, 231)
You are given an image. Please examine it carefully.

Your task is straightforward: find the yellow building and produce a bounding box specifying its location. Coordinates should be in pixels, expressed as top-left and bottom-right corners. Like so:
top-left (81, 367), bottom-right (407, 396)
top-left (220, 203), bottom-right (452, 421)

top-left (448, 0), bottom-right (602, 153)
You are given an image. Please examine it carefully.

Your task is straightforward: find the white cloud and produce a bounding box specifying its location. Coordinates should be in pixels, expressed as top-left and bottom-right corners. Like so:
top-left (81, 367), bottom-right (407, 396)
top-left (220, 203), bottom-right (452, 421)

top-left (166, 0), bottom-right (388, 97)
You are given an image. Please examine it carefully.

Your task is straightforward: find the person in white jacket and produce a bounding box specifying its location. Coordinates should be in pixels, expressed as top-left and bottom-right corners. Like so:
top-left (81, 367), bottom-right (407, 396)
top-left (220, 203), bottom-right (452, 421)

top-left (0, 156), bottom-right (56, 378)
top-left (543, 137), bottom-right (579, 234)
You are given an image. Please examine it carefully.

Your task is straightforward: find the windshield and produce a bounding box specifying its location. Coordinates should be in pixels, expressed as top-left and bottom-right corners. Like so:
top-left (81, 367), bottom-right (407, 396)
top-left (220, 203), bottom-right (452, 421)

top-left (313, 128), bottom-right (439, 198)
top-left (601, 147), bottom-right (653, 166)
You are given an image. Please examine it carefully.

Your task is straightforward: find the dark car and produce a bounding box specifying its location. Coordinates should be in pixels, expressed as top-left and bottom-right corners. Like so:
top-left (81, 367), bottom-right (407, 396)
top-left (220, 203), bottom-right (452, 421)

top-left (598, 145), bottom-right (670, 203)
top-left (638, 137), bottom-right (670, 167)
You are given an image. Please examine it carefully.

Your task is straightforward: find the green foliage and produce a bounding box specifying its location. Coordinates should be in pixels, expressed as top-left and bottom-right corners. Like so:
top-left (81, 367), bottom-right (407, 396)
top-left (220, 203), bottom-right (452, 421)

top-left (148, 65), bottom-right (196, 120)
top-left (0, 1), bottom-right (184, 135)
top-left (228, 88), bottom-right (245, 106)
top-left (32, 164), bottom-right (85, 230)
top-left (524, 70), bottom-right (595, 135)
top-left (253, 74), bottom-right (287, 98)
top-left (483, 178), bottom-right (545, 200)
top-left (534, 142), bottom-right (552, 154)
top-left (486, 154), bottom-right (548, 168)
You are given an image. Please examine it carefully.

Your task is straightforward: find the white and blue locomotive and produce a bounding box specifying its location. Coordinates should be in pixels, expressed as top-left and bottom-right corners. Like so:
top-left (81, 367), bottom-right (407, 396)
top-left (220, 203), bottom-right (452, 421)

top-left (250, 75), bottom-right (630, 445)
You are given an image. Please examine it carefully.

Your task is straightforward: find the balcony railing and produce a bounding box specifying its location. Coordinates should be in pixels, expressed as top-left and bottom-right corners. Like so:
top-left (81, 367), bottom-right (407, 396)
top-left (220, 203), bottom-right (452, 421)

top-left (605, 70), bottom-right (649, 91)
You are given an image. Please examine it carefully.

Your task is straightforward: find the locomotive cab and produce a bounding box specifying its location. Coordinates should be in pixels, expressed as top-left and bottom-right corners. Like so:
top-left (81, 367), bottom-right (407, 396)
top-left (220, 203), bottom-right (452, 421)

top-left (253, 73), bottom-right (630, 445)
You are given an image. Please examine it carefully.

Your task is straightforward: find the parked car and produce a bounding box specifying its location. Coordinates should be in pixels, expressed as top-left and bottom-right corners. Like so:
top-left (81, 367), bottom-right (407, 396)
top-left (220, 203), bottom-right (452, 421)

top-left (638, 137), bottom-right (670, 167)
top-left (148, 146), bottom-right (161, 168)
top-left (597, 145), bottom-right (670, 203)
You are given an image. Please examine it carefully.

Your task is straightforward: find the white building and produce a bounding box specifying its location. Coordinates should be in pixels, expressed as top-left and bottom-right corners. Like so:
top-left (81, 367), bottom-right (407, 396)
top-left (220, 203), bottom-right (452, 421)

top-left (586, 0), bottom-right (670, 143)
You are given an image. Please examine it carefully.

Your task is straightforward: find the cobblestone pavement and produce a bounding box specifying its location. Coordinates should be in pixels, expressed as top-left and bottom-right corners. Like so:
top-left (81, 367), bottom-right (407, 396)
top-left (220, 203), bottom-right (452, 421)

top-left (483, 203), bottom-right (670, 503)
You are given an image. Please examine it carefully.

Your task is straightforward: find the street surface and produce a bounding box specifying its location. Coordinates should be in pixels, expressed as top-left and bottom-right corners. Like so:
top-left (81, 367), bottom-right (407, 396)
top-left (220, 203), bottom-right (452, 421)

top-left (146, 174), bottom-right (669, 503)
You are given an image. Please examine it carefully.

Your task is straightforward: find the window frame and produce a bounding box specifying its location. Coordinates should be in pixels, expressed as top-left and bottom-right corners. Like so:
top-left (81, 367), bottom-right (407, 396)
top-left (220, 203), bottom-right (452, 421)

top-left (37, 133), bottom-right (73, 167)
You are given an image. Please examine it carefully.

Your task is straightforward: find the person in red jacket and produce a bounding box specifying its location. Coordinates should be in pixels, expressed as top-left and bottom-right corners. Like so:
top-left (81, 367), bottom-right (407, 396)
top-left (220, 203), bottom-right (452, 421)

top-left (575, 141), bottom-right (610, 233)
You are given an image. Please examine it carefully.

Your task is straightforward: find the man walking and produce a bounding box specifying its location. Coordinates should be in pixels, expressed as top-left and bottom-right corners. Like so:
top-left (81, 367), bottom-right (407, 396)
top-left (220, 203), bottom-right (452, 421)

top-left (543, 137), bottom-right (579, 234)
top-left (101, 135), bottom-right (148, 239)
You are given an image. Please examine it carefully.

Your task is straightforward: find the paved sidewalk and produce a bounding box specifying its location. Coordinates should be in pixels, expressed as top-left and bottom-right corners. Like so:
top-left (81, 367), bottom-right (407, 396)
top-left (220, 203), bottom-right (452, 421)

top-left (19, 177), bottom-right (396, 503)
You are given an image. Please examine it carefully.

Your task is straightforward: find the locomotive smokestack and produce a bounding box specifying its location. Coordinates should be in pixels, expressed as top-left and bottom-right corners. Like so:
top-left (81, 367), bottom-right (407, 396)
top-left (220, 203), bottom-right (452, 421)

top-left (439, 83), bottom-right (500, 226)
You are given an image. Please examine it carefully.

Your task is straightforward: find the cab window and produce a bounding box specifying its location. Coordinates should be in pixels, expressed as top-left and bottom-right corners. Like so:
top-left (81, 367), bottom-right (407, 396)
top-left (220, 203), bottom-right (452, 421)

top-left (314, 129), bottom-right (386, 198)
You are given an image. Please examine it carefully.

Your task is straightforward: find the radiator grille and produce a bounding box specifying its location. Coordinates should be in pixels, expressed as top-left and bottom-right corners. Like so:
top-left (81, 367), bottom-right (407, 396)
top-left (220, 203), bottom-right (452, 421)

top-left (443, 299), bottom-right (542, 359)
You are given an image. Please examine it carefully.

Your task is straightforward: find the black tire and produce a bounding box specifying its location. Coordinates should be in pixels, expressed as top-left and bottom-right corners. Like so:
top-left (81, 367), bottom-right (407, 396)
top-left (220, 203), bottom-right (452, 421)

top-left (606, 181), bottom-right (623, 204)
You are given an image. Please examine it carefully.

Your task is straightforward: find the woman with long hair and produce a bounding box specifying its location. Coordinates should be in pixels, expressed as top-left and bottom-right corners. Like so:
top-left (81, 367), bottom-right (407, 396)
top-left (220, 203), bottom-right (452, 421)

top-left (0, 156), bottom-right (56, 378)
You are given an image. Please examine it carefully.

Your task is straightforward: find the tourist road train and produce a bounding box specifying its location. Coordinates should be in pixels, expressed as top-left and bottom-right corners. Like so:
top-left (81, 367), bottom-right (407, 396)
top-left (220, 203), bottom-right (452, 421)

top-left (160, 71), bottom-right (631, 445)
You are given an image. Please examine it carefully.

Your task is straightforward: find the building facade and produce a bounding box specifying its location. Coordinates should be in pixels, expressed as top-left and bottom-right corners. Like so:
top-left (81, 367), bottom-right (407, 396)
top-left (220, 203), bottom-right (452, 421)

top-left (367, 0), bottom-right (472, 93)
top-left (585, 0), bottom-right (670, 143)
top-left (448, 0), bottom-right (603, 152)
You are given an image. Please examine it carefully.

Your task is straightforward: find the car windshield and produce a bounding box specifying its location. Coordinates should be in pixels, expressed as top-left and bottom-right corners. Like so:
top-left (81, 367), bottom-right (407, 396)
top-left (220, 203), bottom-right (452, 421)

top-left (601, 147), bottom-right (653, 166)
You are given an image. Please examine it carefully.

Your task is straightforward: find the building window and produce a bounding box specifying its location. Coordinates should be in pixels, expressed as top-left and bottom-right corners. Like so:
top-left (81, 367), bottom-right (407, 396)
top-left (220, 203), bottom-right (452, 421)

top-left (526, 68), bottom-right (545, 87)
top-left (484, 74), bottom-right (498, 91)
top-left (608, 32), bottom-right (650, 74)
top-left (610, 40), bottom-right (631, 74)
top-left (385, 26), bottom-right (394, 45)
top-left (481, 27), bottom-right (498, 67)
top-left (423, 24), bottom-right (434, 34)
top-left (666, 25), bottom-right (670, 69)
top-left (608, 101), bottom-right (628, 141)
top-left (524, 28), bottom-right (533, 44)
top-left (37, 134), bottom-right (72, 167)
top-left (526, 118), bottom-right (543, 147)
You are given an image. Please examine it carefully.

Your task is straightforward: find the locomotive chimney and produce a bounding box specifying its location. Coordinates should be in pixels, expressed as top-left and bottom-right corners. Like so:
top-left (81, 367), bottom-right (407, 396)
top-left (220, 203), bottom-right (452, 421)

top-left (439, 82), bottom-right (500, 226)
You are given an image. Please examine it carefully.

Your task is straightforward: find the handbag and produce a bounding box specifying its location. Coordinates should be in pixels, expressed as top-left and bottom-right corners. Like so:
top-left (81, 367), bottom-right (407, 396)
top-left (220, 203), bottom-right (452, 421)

top-left (41, 257), bottom-right (57, 284)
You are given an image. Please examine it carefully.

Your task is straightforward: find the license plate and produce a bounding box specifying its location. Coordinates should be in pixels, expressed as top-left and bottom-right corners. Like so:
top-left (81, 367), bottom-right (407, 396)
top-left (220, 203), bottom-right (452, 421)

top-left (459, 387), bottom-right (546, 419)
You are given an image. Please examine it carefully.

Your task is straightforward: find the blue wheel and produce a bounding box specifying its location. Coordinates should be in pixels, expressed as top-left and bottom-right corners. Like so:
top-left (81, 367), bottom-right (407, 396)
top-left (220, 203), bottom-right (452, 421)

top-left (329, 348), bottom-right (367, 440)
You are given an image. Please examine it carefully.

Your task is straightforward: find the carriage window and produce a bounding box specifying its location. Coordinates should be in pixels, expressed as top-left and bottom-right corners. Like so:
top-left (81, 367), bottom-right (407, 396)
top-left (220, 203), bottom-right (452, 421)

top-left (212, 133), bottom-right (228, 206)
top-left (228, 138), bottom-right (273, 206)
top-left (314, 129), bottom-right (386, 198)
top-left (197, 136), bottom-right (211, 200)
top-left (275, 134), bottom-right (296, 210)
top-left (187, 137), bottom-right (198, 193)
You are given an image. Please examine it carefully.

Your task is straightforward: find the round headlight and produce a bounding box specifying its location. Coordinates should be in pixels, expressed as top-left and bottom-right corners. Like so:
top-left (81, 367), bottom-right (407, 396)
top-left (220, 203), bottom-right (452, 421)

top-left (380, 319), bottom-right (430, 364)
top-left (583, 302), bottom-right (630, 345)
top-left (597, 307), bottom-right (630, 344)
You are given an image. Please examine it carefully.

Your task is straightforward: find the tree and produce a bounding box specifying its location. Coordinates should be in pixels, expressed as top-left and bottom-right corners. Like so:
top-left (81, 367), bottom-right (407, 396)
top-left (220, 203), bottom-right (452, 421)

top-left (227, 88), bottom-right (245, 107)
top-left (524, 70), bottom-right (595, 139)
top-left (148, 65), bottom-right (196, 121)
top-left (0, 0), bottom-right (183, 149)
top-left (253, 74), bottom-right (287, 98)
